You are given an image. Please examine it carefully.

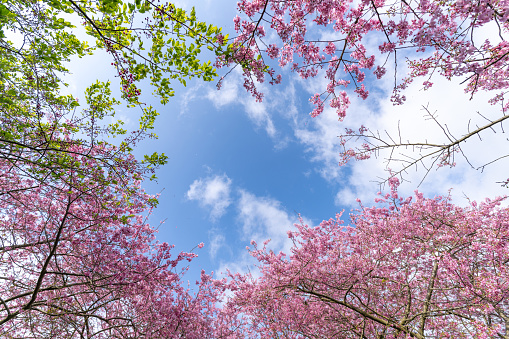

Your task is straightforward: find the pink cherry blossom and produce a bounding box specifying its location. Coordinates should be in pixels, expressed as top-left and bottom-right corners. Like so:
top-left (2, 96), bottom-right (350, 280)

top-left (219, 0), bottom-right (509, 182)
top-left (223, 187), bottom-right (509, 338)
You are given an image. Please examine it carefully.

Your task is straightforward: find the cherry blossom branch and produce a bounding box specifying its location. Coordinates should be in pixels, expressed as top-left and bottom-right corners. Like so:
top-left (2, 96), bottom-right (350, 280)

top-left (341, 106), bottom-right (509, 186)
top-left (292, 284), bottom-right (425, 339)
top-left (23, 196), bottom-right (72, 311)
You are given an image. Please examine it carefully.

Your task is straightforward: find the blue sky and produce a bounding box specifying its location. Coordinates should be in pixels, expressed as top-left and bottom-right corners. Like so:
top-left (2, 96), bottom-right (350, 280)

top-left (61, 0), bottom-right (509, 283)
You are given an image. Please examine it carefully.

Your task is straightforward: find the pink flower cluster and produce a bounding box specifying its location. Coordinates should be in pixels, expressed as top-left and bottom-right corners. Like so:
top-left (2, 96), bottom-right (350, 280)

top-left (223, 188), bottom-right (509, 338)
top-left (218, 0), bottom-right (509, 173)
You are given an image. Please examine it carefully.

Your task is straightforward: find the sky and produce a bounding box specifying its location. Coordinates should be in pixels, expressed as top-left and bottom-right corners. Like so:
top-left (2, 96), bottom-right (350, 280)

top-left (63, 0), bottom-right (509, 284)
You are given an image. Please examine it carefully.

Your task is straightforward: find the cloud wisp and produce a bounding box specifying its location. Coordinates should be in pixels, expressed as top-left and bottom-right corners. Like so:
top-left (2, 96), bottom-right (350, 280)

top-left (186, 174), bottom-right (233, 221)
top-left (206, 70), bottom-right (277, 138)
top-left (236, 190), bottom-right (298, 255)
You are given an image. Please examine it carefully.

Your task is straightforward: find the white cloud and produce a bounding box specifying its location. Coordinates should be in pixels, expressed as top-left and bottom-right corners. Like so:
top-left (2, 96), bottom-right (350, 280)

top-left (186, 174), bottom-right (232, 221)
top-left (179, 83), bottom-right (203, 115)
top-left (181, 64), bottom-right (300, 148)
top-left (294, 109), bottom-right (345, 180)
top-left (286, 33), bottom-right (509, 206)
top-left (236, 190), bottom-right (297, 254)
top-left (215, 190), bottom-right (313, 279)
top-left (208, 231), bottom-right (229, 261)
top-left (244, 97), bottom-right (277, 137)
top-left (236, 190), bottom-right (315, 264)
top-left (206, 69), bottom-right (277, 138)
top-left (207, 75), bottom-right (239, 107)
top-left (334, 75), bottom-right (509, 206)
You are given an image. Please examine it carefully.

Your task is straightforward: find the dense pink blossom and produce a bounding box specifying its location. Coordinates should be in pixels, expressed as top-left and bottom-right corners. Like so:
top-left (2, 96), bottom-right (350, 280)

top-left (219, 0), bottom-right (509, 181)
top-left (224, 183), bottom-right (509, 338)
top-left (0, 61), bottom-right (232, 338)
top-left (0, 138), bottom-right (233, 337)
top-left (223, 0), bottom-right (509, 113)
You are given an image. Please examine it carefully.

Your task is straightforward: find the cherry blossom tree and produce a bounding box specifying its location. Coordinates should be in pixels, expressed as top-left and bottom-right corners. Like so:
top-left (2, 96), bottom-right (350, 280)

top-left (224, 180), bottom-right (509, 338)
top-left (0, 132), bottom-right (240, 337)
top-left (213, 2), bottom-right (509, 336)
top-left (0, 66), bottom-right (230, 339)
top-left (0, 1), bottom-right (235, 336)
top-left (219, 0), bottom-right (509, 185)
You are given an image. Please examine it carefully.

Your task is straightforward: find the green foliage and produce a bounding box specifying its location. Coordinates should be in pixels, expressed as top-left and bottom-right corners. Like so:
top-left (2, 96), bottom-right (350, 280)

top-left (142, 152), bottom-right (168, 168)
top-left (0, 0), bottom-right (229, 184)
